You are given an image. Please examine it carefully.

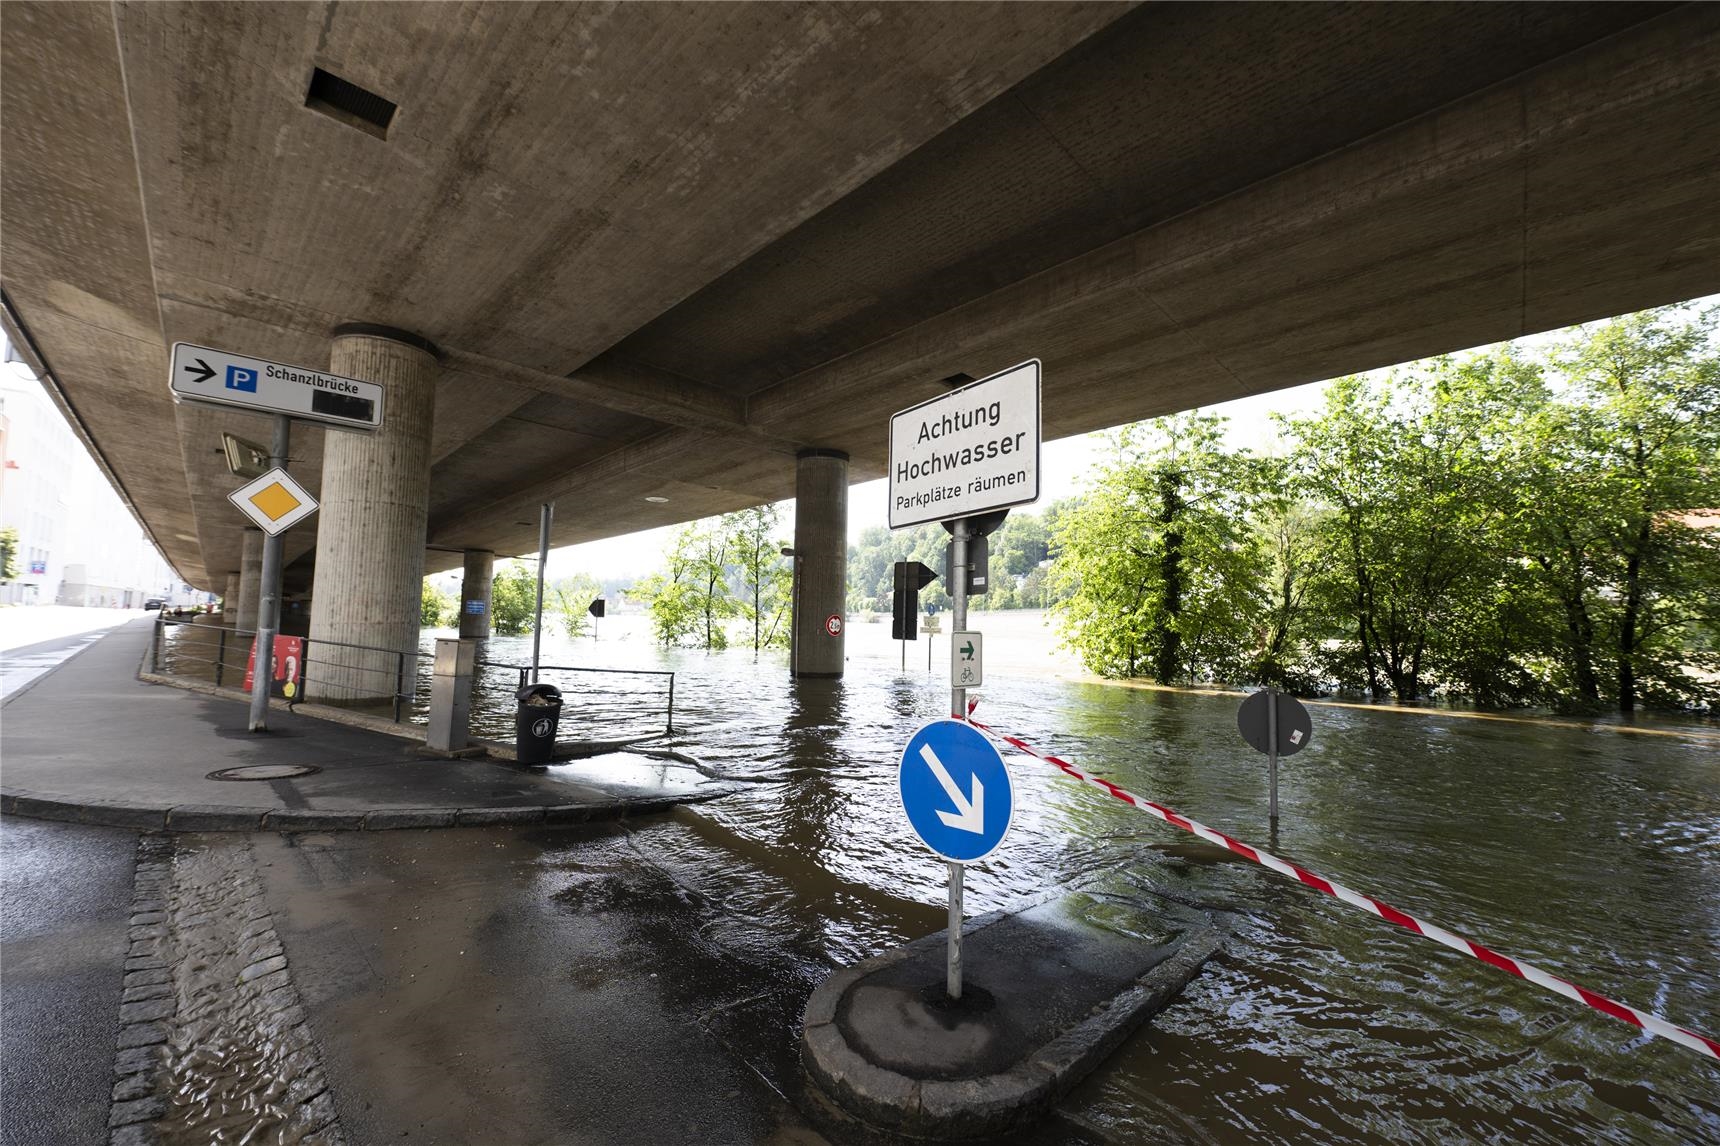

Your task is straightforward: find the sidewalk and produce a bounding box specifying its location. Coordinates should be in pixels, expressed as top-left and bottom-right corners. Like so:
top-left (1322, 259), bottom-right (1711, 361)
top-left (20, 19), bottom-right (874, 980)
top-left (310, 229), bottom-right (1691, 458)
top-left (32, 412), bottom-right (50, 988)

top-left (1, 620), bottom-right (731, 830)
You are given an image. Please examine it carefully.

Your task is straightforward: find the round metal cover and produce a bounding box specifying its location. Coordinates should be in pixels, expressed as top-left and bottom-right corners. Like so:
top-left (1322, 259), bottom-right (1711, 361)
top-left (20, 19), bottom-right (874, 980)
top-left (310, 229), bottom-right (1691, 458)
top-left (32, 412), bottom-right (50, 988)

top-left (207, 764), bottom-right (321, 781)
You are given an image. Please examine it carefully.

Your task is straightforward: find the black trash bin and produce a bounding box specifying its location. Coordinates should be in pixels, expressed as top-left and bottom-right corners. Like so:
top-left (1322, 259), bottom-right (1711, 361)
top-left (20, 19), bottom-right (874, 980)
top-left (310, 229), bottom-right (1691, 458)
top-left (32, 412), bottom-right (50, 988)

top-left (514, 683), bottom-right (563, 765)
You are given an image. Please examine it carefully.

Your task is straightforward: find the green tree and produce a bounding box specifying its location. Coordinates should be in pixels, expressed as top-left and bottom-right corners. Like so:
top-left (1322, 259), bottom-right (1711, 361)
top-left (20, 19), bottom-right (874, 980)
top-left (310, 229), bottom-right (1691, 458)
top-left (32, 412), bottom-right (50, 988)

top-left (550, 572), bottom-right (603, 638)
top-left (490, 561), bottom-right (539, 636)
top-left (725, 505), bottom-right (790, 651)
top-left (1282, 363), bottom-right (1520, 703)
top-left (628, 527), bottom-right (703, 647)
top-left (0, 526), bottom-right (20, 583)
top-left (420, 579), bottom-right (453, 627)
top-left (1051, 413), bottom-right (1264, 682)
top-left (1553, 308), bottom-right (1720, 711)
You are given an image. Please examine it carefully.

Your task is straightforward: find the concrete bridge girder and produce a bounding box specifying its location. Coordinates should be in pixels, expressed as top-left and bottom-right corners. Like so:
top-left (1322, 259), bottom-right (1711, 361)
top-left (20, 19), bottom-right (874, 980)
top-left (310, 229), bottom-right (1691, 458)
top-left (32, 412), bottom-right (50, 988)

top-left (0, 2), bottom-right (1716, 627)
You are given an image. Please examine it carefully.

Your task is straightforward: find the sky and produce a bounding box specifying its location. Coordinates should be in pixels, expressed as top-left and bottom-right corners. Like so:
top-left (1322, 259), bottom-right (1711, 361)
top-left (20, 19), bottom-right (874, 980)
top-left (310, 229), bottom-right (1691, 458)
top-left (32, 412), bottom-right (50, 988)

top-left (541, 375), bottom-right (1335, 581)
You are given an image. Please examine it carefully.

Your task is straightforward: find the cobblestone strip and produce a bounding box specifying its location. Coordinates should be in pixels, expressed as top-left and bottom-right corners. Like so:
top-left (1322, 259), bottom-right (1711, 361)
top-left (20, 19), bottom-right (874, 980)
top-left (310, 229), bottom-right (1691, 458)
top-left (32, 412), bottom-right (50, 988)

top-left (110, 834), bottom-right (345, 1145)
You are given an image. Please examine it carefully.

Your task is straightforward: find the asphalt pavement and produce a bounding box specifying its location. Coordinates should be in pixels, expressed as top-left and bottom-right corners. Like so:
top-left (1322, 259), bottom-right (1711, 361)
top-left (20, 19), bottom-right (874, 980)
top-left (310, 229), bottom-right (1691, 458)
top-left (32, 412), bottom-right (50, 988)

top-left (0, 819), bottom-right (137, 1146)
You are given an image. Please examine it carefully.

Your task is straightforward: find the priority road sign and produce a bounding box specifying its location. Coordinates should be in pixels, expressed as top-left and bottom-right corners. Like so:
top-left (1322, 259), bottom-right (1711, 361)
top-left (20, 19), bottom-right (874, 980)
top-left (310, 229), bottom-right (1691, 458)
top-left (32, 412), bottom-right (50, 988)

top-left (171, 343), bottom-right (384, 431)
top-left (898, 719), bottom-right (1014, 864)
top-left (952, 631), bottom-right (982, 687)
top-left (228, 467), bottom-right (319, 536)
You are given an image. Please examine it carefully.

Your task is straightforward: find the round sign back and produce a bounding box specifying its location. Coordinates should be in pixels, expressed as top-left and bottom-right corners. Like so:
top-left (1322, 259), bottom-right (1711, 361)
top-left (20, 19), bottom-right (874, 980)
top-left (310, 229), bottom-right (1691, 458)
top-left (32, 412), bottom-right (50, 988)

top-left (1237, 689), bottom-right (1313, 757)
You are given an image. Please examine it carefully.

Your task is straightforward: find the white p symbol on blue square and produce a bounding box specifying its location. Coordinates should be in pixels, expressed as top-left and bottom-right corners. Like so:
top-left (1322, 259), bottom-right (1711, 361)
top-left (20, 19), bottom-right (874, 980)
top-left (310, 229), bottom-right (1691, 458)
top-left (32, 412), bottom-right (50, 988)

top-left (226, 365), bottom-right (258, 392)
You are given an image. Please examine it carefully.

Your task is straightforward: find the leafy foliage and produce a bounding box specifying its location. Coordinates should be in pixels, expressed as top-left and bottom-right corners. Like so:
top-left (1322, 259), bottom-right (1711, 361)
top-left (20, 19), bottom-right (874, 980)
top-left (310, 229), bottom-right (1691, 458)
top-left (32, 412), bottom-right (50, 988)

top-left (725, 505), bottom-right (791, 651)
top-left (1047, 304), bottom-right (1719, 712)
top-left (1051, 414), bottom-right (1263, 682)
top-left (490, 561), bottom-right (539, 636)
top-left (0, 526), bottom-right (21, 583)
top-left (420, 579), bottom-right (454, 628)
top-left (550, 572), bottom-right (603, 639)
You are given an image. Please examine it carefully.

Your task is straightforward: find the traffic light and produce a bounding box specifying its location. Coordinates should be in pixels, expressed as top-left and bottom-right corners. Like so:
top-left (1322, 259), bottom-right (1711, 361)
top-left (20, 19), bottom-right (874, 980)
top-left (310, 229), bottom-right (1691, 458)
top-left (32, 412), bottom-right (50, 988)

top-left (892, 561), bottom-right (938, 640)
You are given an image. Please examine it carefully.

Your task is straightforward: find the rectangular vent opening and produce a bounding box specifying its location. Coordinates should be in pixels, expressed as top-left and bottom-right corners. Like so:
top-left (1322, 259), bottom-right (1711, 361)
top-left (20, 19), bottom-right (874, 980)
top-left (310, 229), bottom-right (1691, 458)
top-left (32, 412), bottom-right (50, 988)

top-left (305, 67), bottom-right (395, 139)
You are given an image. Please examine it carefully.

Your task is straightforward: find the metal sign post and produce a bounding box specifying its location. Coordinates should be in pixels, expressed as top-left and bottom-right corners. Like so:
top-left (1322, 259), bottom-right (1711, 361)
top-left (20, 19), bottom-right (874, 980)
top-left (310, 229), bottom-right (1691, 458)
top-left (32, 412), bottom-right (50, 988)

top-left (1236, 687), bottom-right (1313, 832)
top-left (1267, 687), bottom-right (1279, 830)
top-left (947, 517), bottom-right (970, 1000)
top-left (248, 415), bottom-right (291, 732)
top-left (530, 502), bottom-right (553, 683)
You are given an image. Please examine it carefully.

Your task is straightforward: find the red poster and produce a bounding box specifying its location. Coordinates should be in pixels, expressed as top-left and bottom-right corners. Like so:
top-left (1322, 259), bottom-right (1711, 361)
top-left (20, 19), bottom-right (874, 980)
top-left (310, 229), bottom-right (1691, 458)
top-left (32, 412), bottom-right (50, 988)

top-left (243, 635), bottom-right (305, 699)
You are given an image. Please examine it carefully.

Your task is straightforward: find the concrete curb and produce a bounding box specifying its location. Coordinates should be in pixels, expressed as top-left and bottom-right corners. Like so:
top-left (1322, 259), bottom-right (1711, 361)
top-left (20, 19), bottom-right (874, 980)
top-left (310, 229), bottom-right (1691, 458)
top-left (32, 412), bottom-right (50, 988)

top-left (0, 786), bottom-right (726, 833)
top-left (800, 912), bottom-right (1225, 1140)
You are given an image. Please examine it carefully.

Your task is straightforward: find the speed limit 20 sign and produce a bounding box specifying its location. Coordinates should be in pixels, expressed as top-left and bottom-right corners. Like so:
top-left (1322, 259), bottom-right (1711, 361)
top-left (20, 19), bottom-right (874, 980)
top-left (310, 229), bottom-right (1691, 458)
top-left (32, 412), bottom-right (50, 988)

top-left (824, 614), bottom-right (843, 637)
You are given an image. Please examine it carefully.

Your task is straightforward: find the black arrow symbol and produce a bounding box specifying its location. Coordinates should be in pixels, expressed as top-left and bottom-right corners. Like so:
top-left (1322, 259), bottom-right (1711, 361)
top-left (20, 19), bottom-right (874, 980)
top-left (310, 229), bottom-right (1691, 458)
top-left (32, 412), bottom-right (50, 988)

top-left (183, 358), bottom-right (215, 385)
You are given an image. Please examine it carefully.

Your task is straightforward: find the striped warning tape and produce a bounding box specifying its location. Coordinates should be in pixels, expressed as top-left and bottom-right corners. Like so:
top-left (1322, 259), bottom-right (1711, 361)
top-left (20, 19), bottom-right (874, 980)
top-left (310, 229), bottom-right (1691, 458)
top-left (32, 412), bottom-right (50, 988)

top-left (964, 705), bottom-right (1720, 1063)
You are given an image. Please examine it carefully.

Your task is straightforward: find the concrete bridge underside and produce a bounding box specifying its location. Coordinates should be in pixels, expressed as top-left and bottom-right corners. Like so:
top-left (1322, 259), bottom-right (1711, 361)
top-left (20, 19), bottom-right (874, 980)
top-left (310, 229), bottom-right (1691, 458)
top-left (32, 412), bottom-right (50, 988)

top-left (4, 1), bottom-right (1719, 667)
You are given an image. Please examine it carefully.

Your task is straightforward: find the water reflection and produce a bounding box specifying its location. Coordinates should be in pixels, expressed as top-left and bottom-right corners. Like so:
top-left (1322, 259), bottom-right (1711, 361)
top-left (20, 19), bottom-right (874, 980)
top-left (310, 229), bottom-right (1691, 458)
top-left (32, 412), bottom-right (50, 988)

top-left (428, 618), bottom-right (1720, 1143)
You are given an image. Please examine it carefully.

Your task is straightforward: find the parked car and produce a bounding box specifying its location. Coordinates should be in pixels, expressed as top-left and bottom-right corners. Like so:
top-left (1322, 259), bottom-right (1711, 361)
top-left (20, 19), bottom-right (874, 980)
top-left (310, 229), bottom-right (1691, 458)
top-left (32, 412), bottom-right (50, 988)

top-left (143, 598), bottom-right (165, 610)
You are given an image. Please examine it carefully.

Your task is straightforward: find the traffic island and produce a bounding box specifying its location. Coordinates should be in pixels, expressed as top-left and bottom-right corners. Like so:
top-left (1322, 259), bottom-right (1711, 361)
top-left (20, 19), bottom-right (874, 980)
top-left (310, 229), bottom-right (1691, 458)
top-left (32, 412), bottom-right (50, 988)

top-left (801, 886), bottom-right (1224, 1140)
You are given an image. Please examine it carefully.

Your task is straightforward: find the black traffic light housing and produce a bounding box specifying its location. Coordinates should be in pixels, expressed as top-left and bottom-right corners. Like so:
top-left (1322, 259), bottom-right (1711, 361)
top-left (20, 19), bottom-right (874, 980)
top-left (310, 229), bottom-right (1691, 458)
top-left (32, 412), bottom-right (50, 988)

top-left (892, 561), bottom-right (939, 640)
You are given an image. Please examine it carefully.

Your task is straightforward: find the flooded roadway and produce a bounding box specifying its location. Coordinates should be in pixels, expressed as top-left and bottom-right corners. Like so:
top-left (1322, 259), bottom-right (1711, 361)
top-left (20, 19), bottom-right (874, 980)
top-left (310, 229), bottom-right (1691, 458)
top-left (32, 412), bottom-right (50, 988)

top-left (436, 613), bottom-right (1720, 1142)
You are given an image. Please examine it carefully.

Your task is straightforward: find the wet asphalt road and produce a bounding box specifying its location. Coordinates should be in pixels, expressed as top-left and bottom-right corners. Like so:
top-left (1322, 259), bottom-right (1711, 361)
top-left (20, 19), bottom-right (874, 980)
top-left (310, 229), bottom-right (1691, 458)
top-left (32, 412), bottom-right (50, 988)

top-left (0, 818), bottom-right (137, 1146)
top-left (253, 819), bottom-right (831, 1145)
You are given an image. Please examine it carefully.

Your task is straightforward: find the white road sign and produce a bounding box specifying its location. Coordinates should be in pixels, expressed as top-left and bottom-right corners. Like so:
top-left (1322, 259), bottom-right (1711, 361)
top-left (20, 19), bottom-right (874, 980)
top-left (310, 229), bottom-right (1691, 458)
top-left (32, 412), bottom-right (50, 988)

top-left (228, 467), bottom-right (319, 536)
top-left (170, 342), bottom-right (384, 431)
top-left (889, 359), bottom-right (1040, 528)
top-left (952, 631), bottom-right (982, 688)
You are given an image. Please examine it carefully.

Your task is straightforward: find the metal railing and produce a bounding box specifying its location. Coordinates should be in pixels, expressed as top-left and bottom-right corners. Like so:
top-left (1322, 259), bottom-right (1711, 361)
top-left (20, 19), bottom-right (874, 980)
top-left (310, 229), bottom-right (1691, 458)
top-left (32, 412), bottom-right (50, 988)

top-left (152, 616), bottom-right (428, 723)
top-left (486, 662), bottom-right (677, 739)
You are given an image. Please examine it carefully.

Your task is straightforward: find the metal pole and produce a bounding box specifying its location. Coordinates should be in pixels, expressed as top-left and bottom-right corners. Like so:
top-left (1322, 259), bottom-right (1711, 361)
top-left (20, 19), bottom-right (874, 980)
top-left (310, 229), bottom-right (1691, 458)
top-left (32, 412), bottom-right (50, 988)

top-left (248, 415), bottom-right (291, 733)
top-left (215, 628), bottom-right (226, 687)
top-left (1267, 686), bottom-right (1280, 830)
top-left (946, 860), bottom-right (965, 1000)
top-left (531, 501), bottom-right (552, 683)
top-left (947, 516), bottom-right (971, 1000)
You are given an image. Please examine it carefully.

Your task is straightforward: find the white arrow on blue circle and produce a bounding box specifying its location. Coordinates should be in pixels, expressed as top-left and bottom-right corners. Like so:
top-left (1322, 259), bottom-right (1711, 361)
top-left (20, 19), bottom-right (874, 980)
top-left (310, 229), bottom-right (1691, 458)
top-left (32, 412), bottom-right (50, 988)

top-left (898, 718), bottom-right (1014, 864)
top-left (920, 743), bottom-right (984, 833)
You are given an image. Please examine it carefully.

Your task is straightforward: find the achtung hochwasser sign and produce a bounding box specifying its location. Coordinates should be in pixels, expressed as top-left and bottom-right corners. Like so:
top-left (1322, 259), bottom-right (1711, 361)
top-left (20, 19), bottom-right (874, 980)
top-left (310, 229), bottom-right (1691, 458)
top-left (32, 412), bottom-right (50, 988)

top-left (888, 360), bottom-right (1041, 529)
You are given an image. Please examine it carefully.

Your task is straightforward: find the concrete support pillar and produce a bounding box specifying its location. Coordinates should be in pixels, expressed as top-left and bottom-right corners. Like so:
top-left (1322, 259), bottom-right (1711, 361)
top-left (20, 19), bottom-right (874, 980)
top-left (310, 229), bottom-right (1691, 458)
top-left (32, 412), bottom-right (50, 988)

top-left (308, 325), bottom-right (438, 703)
top-left (459, 549), bottom-right (494, 639)
top-left (222, 572), bottom-right (241, 620)
top-left (791, 448), bottom-right (848, 678)
top-left (235, 531), bottom-right (264, 632)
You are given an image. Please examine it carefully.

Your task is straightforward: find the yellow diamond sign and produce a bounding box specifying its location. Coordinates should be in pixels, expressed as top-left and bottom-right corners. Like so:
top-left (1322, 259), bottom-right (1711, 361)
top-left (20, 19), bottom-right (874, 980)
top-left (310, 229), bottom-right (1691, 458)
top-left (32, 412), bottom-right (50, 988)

top-left (228, 467), bottom-right (318, 536)
top-left (248, 481), bottom-right (302, 522)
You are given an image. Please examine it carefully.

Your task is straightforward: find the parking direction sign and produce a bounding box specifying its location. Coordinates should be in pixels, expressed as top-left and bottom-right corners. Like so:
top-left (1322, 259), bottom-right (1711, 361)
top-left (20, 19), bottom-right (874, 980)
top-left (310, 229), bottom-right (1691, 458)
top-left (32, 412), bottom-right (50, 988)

top-left (228, 467), bottom-right (318, 536)
top-left (170, 342), bottom-right (384, 431)
top-left (898, 719), bottom-right (1014, 864)
top-left (889, 359), bottom-right (1040, 528)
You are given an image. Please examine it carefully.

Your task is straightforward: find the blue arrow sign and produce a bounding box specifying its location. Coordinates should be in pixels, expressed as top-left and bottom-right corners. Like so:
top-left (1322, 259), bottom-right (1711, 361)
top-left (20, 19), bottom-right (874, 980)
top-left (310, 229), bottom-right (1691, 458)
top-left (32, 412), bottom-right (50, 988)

top-left (897, 719), bottom-right (1014, 864)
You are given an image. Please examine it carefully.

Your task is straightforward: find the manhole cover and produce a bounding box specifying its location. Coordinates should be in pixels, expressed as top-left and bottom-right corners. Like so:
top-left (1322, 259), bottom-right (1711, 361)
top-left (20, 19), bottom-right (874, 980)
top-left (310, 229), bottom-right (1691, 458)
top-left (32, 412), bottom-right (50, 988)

top-left (207, 764), bottom-right (321, 782)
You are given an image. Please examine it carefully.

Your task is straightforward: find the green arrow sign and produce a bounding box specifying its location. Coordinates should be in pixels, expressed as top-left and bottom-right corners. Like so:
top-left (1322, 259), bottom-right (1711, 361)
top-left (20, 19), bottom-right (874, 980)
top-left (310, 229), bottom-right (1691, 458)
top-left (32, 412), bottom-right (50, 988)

top-left (960, 641), bottom-right (975, 659)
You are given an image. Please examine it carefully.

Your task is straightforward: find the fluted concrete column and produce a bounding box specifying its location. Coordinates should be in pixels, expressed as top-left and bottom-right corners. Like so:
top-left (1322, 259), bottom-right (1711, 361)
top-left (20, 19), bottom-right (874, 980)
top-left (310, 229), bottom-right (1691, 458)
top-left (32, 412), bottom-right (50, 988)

top-left (235, 531), bottom-right (264, 631)
top-left (791, 448), bottom-right (848, 678)
top-left (222, 572), bottom-right (241, 621)
top-left (459, 549), bottom-right (494, 639)
top-left (308, 326), bottom-right (437, 703)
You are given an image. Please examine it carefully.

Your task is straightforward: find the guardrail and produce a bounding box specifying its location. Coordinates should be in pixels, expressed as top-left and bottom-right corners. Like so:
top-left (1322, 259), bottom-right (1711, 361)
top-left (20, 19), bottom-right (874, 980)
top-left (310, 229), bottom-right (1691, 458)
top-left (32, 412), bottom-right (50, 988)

top-left (151, 616), bottom-right (428, 723)
top-left (485, 662), bottom-right (676, 739)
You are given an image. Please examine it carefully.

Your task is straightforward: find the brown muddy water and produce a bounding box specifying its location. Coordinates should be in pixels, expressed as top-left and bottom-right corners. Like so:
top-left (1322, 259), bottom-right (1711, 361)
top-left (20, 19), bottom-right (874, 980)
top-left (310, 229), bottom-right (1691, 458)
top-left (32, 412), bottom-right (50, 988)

top-left (442, 614), bottom-right (1718, 1143)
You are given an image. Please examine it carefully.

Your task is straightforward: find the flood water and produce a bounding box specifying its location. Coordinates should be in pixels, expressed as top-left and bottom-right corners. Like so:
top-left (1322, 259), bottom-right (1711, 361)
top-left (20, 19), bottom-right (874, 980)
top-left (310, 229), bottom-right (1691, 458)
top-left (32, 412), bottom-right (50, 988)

top-left (452, 613), bottom-right (1718, 1142)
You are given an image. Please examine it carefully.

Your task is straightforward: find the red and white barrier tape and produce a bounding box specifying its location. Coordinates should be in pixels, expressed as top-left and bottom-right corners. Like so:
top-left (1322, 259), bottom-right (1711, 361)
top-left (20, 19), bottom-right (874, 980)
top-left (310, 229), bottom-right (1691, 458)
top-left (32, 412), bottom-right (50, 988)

top-left (963, 704), bottom-right (1720, 1063)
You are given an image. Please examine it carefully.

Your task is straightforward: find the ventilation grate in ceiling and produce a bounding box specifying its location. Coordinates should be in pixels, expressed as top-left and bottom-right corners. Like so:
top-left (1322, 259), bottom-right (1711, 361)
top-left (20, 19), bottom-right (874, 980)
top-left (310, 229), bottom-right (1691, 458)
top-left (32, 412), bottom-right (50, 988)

top-left (305, 67), bottom-right (395, 139)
